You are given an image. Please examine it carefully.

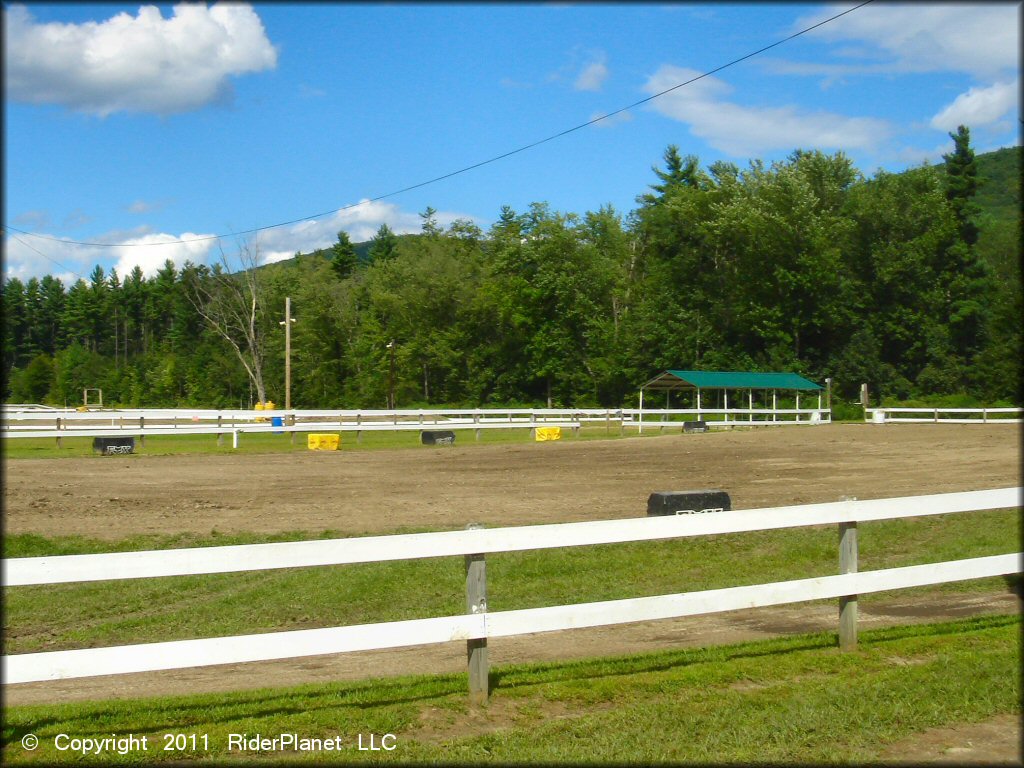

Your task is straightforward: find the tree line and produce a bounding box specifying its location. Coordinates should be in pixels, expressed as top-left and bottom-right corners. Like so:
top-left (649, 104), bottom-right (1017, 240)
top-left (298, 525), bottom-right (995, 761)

top-left (3, 126), bottom-right (1019, 409)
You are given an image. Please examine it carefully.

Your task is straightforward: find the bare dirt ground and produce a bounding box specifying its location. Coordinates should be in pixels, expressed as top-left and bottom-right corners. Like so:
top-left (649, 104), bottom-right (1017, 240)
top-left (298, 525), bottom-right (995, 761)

top-left (3, 422), bottom-right (1019, 539)
top-left (876, 713), bottom-right (1022, 765)
top-left (3, 423), bottom-right (1021, 759)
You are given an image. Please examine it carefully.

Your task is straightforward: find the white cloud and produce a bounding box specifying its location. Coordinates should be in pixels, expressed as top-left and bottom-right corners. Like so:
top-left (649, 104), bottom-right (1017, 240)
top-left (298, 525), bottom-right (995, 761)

top-left (111, 233), bottom-right (218, 278)
top-left (3, 233), bottom-right (85, 284)
top-left (930, 80), bottom-right (1019, 131)
top-left (2, 202), bottom-right (478, 282)
top-left (795, 3), bottom-right (1019, 79)
top-left (3, 228), bottom-right (221, 283)
top-left (3, 3), bottom-right (277, 116)
top-left (536, 47), bottom-right (610, 92)
top-left (12, 210), bottom-right (50, 229)
top-left (590, 110), bottom-right (633, 128)
top-left (575, 58), bottom-right (609, 92)
top-left (254, 200), bottom-right (478, 265)
top-left (499, 76), bottom-right (534, 90)
top-left (764, 5), bottom-right (1020, 165)
top-left (127, 199), bottom-right (169, 214)
top-left (62, 209), bottom-right (92, 229)
top-left (643, 65), bottom-right (891, 157)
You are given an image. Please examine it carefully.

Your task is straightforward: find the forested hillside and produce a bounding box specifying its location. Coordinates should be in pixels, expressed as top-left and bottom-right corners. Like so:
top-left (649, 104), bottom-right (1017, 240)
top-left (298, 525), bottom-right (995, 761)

top-left (3, 130), bottom-right (1020, 409)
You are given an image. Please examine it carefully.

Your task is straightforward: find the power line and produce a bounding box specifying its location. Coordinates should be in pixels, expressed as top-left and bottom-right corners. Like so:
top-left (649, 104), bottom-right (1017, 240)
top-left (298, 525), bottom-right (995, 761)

top-left (3, 229), bottom-right (83, 282)
top-left (4, 1), bottom-right (873, 250)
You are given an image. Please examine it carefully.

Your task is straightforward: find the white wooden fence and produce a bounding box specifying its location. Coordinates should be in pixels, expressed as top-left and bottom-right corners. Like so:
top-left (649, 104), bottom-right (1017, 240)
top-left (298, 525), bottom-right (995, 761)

top-left (0, 407), bottom-right (590, 446)
top-left (865, 407), bottom-right (1022, 424)
top-left (0, 405), bottom-right (830, 447)
top-left (3, 487), bottom-right (1019, 697)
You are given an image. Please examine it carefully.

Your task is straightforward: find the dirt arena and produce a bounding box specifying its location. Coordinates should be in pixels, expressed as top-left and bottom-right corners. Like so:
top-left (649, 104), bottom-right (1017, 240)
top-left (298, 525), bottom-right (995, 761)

top-left (4, 422), bottom-right (1020, 539)
top-left (4, 423), bottom-right (1021, 760)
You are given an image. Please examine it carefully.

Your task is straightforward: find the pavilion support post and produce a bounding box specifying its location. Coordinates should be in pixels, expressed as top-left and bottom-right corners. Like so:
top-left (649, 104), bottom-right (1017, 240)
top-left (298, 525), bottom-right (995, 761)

top-left (796, 392), bottom-right (801, 422)
top-left (638, 388), bottom-right (644, 434)
top-left (748, 390), bottom-right (753, 422)
top-left (696, 389), bottom-right (701, 421)
top-left (724, 390), bottom-right (729, 425)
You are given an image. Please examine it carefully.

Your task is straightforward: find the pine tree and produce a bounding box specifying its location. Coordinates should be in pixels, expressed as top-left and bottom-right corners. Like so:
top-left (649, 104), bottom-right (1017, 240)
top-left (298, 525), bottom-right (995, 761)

top-left (639, 145), bottom-right (704, 205)
top-left (944, 125), bottom-right (980, 246)
top-left (420, 206), bottom-right (441, 238)
top-left (941, 126), bottom-right (991, 367)
top-left (330, 230), bottom-right (359, 279)
top-left (368, 223), bottom-right (399, 263)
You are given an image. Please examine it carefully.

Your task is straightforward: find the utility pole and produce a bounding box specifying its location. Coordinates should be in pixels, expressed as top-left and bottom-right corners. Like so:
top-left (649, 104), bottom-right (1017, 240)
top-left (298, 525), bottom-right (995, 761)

top-left (279, 297), bottom-right (296, 410)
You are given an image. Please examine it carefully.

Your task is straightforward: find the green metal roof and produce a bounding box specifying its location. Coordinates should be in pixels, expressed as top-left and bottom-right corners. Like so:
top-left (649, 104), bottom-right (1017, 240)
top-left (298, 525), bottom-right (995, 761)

top-left (642, 370), bottom-right (823, 391)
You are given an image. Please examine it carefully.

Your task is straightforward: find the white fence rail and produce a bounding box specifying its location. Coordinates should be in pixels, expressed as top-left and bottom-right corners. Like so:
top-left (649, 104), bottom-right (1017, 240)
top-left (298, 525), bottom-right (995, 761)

top-left (3, 487), bottom-right (1019, 693)
top-left (1, 405), bottom-right (829, 446)
top-left (865, 407), bottom-right (1021, 424)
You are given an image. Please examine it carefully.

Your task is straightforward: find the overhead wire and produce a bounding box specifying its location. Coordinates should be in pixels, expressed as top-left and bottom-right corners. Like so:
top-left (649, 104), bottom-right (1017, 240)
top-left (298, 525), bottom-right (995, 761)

top-left (3, 0), bottom-right (873, 251)
top-left (4, 230), bottom-right (83, 282)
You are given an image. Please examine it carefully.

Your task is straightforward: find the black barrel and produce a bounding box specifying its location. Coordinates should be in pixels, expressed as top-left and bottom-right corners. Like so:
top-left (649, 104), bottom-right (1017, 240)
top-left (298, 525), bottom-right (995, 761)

top-left (421, 430), bottom-right (456, 446)
top-left (92, 436), bottom-right (136, 455)
top-left (647, 490), bottom-right (730, 516)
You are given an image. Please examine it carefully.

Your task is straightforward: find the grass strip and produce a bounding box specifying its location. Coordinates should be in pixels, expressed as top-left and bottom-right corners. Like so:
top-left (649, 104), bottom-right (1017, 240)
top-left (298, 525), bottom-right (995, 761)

top-left (3, 508), bottom-right (1018, 654)
top-left (2, 614), bottom-right (1019, 764)
top-left (1, 422), bottom-right (734, 459)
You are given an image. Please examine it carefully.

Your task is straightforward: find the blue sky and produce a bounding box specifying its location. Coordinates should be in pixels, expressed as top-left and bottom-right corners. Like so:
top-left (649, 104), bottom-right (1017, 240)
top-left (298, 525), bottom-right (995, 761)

top-left (3, 2), bottom-right (1020, 284)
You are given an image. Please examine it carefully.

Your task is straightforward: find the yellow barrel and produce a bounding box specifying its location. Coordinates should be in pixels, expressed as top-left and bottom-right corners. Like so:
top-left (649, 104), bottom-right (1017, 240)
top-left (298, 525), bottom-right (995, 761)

top-left (535, 426), bottom-right (562, 442)
top-left (307, 433), bottom-right (340, 450)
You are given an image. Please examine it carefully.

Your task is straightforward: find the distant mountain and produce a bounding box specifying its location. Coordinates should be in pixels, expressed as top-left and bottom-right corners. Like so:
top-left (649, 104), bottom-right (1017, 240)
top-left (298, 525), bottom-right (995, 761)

top-left (292, 146), bottom-right (1020, 268)
top-left (975, 145), bottom-right (1021, 224)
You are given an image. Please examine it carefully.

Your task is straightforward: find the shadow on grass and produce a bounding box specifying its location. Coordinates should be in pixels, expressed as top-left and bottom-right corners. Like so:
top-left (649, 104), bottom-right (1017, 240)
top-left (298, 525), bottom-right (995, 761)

top-left (6, 614), bottom-right (1019, 744)
top-left (6, 673), bottom-right (468, 740)
top-left (491, 613), bottom-right (1020, 692)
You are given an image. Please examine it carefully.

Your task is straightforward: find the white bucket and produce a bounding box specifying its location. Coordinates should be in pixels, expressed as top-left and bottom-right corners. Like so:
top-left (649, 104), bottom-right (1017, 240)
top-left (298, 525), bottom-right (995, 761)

top-left (872, 410), bottom-right (886, 424)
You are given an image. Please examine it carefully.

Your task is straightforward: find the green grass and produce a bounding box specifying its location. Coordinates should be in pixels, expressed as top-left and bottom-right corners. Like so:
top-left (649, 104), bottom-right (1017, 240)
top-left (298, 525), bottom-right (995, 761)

top-left (2, 615), bottom-right (1019, 764)
top-left (4, 508), bottom-right (1017, 655)
top-left (0, 423), bottom-right (668, 459)
top-left (3, 424), bottom-right (1019, 763)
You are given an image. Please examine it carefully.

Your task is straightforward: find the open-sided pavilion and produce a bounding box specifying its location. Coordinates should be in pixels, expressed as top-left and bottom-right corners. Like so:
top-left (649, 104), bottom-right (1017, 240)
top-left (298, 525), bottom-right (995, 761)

top-left (638, 370), bottom-right (825, 430)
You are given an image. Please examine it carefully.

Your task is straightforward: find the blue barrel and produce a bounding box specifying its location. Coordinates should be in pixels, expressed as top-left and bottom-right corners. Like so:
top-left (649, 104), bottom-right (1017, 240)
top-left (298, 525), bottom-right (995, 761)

top-left (271, 416), bottom-right (284, 434)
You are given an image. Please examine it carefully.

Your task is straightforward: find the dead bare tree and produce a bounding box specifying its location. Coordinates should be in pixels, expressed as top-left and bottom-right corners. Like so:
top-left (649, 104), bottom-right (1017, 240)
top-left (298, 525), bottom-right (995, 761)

top-left (187, 241), bottom-right (269, 405)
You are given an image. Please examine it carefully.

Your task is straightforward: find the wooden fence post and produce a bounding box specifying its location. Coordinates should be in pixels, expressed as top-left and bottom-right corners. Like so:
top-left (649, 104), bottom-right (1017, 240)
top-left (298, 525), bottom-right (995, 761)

top-left (465, 523), bottom-right (489, 702)
top-left (839, 519), bottom-right (858, 650)
top-left (139, 416), bottom-right (145, 448)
